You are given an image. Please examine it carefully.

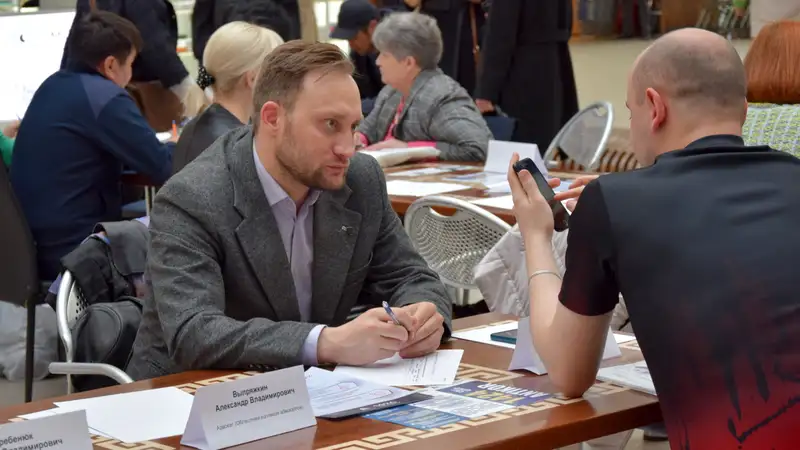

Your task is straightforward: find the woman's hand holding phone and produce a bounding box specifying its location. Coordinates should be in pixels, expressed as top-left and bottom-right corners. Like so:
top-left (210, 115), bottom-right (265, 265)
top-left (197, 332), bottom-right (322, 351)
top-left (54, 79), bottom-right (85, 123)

top-left (552, 175), bottom-right (600, 212)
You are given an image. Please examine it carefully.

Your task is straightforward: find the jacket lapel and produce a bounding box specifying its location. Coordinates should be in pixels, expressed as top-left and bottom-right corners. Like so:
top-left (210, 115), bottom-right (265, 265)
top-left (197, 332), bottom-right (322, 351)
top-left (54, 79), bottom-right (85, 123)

top-left (228, 128), bottom-right (301, 321)
top-left (310, 187), bottom-right (362, 325)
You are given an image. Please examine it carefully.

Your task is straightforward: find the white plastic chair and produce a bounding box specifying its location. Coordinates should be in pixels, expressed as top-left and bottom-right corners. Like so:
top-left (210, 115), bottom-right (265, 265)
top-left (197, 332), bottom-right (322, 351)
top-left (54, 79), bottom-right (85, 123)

top-left (48, 270), bottom-right (133, 393)
top-left (544, 101), bottom-right (614, 172)
top-left (404, 196), bottom-right (511, 305)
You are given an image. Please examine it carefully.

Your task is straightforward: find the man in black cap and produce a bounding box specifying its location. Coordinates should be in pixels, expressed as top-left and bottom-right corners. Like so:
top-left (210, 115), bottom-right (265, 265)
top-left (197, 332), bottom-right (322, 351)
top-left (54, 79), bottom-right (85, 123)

top-left (331, 0), bottom-right (402, 115)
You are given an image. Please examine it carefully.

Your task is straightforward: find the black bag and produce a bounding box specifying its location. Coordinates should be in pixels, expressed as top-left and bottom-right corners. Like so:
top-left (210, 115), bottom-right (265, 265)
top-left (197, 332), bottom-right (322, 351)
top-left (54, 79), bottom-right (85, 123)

top-left (70, 296), bottom-right (143, 392)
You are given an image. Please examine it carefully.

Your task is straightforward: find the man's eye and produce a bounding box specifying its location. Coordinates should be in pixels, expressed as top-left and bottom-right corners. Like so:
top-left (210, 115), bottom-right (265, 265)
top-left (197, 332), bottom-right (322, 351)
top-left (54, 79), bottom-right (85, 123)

top-left (326, 119), bottom-right (337, 130)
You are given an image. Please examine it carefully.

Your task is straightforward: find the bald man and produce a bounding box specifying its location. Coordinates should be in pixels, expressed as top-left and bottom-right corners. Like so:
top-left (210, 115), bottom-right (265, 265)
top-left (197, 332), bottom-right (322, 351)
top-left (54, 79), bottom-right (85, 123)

top-left (508, 28), bottom-right (800, 448)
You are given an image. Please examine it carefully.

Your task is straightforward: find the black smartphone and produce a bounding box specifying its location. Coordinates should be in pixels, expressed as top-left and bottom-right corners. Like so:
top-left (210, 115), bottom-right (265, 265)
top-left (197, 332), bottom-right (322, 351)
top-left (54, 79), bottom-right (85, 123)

top-left (512, 158), bottom-right (570, 231)
top-left (490, 330), bottom-right (517, 344)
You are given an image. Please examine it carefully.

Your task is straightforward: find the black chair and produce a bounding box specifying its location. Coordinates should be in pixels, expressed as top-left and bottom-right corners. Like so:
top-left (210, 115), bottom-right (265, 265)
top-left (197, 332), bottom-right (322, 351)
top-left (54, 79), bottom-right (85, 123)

top-left (483, 109), bottom-right (517, 142)
top-left (0, 158), bottom-right (48, 402)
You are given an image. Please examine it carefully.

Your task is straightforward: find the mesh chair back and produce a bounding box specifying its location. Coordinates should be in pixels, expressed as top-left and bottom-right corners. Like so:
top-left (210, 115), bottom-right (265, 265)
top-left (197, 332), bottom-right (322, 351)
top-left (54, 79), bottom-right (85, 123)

top-left (0, 158), bottom-right (39, 306)
top-left (742, 104), bottom-right (800, 157)
top-left (404, 196), bottom-right (511, 290)
top-left (544, 101), bottom-right (614, 172)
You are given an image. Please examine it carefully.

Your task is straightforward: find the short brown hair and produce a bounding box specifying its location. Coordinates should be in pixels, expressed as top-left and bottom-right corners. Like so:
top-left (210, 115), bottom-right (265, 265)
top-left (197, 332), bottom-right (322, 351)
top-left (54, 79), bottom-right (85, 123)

top-left (251, 41), bottom-right (354, 125)
top-left (744, 21), bottom-right (800, 104)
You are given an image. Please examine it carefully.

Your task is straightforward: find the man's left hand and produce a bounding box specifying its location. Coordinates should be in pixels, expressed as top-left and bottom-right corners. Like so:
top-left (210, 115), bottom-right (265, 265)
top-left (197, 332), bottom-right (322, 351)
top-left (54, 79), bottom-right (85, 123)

top-left (507, 153), bottom-right (561, 238)
top-left (398, 302), bottom-right (444, 358)
top-left (366, 139), bottom-right (408, 151)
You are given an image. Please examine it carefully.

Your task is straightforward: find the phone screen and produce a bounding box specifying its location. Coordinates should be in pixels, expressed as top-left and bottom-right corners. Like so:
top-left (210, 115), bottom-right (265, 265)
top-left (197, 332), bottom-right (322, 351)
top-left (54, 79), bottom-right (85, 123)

top-left (512, 158), bottom-right (570, 231)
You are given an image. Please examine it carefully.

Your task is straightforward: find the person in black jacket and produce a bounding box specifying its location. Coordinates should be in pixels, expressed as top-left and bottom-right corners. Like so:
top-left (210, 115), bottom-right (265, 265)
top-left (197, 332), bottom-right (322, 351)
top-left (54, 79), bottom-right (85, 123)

top-left (475, 0), bottom-right (578, 152)
top-left (192, 0), bottom-right (295, 62)
top-left (330, 0), bottom-right (394, 115)
top-left (418, 0), bottom-right (485, 95)
top-left (61, 0), bottom-right (204, 121)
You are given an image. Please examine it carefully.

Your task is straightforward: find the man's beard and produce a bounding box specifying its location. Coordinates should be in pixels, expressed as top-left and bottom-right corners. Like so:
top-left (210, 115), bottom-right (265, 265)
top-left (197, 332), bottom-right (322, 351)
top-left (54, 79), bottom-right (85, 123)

top-left (275, 125), bottom-right (348, 191)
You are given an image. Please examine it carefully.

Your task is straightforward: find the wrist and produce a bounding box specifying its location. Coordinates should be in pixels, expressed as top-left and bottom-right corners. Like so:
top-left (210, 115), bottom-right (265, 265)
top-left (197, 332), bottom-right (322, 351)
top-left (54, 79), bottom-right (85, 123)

top-left (317, 326), bottom-right (341, 365)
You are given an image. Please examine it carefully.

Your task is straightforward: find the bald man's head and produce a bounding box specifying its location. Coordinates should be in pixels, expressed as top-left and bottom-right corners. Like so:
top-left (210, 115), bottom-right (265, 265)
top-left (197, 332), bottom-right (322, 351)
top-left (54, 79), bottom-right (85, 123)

top-left (631, 28), bottom-right (746, 114)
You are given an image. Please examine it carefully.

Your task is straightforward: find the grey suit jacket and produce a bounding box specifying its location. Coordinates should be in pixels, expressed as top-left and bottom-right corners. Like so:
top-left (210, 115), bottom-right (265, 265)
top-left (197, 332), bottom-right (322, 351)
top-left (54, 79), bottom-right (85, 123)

top-left (357, 69), bottom-right (492, 162)
top-left (127, 127), bottom-right (452, 380)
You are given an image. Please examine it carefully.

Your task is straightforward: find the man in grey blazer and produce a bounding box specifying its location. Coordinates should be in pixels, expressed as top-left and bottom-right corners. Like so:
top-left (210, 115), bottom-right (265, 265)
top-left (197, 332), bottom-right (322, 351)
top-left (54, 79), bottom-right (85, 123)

top-left (127, 41), bottom-right (452, 380)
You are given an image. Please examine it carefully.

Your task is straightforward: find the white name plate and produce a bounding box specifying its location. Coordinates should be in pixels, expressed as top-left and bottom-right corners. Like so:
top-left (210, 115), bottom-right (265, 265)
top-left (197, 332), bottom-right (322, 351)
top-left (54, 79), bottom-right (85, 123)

top-left (0, 410), bottom-right (92, 450)
top-left (181, 366), bottom-right (316, 450)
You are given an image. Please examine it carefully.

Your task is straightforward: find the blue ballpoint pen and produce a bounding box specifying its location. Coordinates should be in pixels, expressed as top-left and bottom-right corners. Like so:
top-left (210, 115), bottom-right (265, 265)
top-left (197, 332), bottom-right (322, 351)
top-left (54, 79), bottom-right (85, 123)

top-left (382, 301), bottom-right (405, 328)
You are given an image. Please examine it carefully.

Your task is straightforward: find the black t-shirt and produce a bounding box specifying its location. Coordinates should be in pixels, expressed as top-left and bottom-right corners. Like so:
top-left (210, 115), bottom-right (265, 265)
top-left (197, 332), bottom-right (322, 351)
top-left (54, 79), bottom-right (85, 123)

top-left (560, 135), bottom-right (800, 449)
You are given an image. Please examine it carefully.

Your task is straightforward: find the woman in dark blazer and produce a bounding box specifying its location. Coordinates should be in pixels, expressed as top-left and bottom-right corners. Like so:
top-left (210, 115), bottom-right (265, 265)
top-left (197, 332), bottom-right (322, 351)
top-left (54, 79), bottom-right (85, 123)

top-left (475, 0), bottom-right (579, 152)
top-left (173, 22), bottom-right (284, 174)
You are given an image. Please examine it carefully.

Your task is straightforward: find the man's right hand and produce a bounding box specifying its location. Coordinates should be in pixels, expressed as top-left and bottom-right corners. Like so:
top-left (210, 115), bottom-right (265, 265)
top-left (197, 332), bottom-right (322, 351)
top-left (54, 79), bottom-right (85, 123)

top-left (552, 175), bottom-right (599, 211)
top-left (317, 307), bottom-right (416, 366)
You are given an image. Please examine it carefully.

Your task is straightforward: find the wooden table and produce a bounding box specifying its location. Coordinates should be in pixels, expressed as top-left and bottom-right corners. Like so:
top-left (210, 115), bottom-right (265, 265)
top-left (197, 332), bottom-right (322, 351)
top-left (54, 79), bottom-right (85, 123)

top-left (0, 313), bottom-right (660, 450)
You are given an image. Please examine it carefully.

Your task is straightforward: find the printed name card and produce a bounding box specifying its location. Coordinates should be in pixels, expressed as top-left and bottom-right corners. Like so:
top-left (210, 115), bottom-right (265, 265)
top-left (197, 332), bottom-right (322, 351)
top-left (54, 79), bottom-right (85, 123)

top-left (0, 410), bottom-right (92, 450)
top-left (181, 366), bottom-right (316, 450)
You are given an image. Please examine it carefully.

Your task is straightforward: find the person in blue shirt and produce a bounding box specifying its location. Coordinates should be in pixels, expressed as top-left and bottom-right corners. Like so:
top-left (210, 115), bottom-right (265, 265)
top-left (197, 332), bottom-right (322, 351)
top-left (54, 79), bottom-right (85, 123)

top-left (10, 10), bottom-right (174, 280)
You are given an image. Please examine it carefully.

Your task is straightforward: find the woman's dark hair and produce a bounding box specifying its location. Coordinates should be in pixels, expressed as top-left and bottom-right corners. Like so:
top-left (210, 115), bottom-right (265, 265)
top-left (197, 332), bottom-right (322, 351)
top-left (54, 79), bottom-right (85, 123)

top-left (67, 10), bottom-right (143, 68)
top-left (226, 0), bottom-right (296, 42)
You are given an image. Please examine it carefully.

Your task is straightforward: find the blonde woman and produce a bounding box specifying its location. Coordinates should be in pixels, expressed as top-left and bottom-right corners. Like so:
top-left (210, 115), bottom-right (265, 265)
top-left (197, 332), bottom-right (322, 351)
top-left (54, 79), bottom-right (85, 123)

top-left (173, 21), bottom-right (283, 174)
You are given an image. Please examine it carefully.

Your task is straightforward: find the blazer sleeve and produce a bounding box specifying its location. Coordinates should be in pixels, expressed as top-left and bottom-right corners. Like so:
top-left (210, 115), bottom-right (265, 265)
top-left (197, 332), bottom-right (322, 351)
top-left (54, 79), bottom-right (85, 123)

top-left (356, 86), bottom-right (391, 144)
top-left (428, 94), bottom-right (491, 162)
top-left (475, 0), bottom-right (522, 102)
top-left (125, 0), bottom-right (189, 88)
top-left (359, 157), bottom-right (453, 338)
top-left (147, 180), bottom-right (319, 371)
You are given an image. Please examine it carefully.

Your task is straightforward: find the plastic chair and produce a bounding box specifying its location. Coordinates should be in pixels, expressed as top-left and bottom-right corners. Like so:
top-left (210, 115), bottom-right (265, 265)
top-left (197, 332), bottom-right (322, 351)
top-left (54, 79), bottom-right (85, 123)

top-left (48, 270), bottom-right (133, 393)
top-left (0, 157), bottom-right (48, 402)
top-left (404, 196), bottom-right (511, 305)
top-left (543, 101), bottom-right (614, 172)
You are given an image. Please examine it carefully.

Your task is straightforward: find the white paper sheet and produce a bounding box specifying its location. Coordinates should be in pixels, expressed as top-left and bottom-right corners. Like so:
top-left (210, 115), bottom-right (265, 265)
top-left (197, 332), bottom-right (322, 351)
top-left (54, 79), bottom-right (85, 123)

top-left (614, 333), bottom-right (637, 344)
top-left (451, 322), bottom-right (518, 349)
top-left (54, 387), bottom-right (194, 443)
top-left (509, 318), bottom-right (621, 375)
top-left (361, 147), bottom-right (441, 168)
top-left (484, 141), bottom-right (543, 175)
top-left (597, 361), bottom-right (656, 396)
top-left (304, 367), bottom-right (415, 417)
top-left (17, 408), bottom-right (111, 438)
top-left (334, 350), bottom-right (464, 386)
top-left (385, 180), bottom-right (470, 197)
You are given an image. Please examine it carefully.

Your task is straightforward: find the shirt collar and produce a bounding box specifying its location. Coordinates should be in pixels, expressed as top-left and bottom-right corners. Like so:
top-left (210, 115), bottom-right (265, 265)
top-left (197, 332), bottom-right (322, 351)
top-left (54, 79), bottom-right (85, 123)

top-left (654, 134), bottom-right (769, 163)
top-left (252, 143), bottom-right (321, 208)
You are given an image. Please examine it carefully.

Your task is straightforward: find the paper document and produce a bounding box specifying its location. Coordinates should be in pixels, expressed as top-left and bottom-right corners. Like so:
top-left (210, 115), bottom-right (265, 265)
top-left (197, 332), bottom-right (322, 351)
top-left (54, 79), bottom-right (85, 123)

top-left (509, 318), bottom-right (621, 375)
top-left (614, 333), bottom-right (637, 344)
top-left (484, 140), bottom-right (543, 175)
top-left (334, 349), bottom-right (464, 386)
top-left (385, 180), bottom-right (470, 197)
top-left (452, 322), bottom-right (518, 349)
top-left (408, 389), bottom-right (512, 418)
top-left (54, 387), bottom-right (194, 443)
top-left (445, 172), bottom-right (508, 186)
top-left (304, 367), bottom-right (427, 418)
top-left (17, 408), bottom-right (111, 438)
top-left (361, 147), bottom-right (440, 168)
top-left (597, 361), bottom-right (656, 396)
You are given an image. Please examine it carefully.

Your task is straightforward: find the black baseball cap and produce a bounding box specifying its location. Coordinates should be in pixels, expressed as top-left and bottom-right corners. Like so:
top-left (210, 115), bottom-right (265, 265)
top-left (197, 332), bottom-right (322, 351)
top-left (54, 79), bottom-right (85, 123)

top-left (330, 0), bottom-right (380, 40)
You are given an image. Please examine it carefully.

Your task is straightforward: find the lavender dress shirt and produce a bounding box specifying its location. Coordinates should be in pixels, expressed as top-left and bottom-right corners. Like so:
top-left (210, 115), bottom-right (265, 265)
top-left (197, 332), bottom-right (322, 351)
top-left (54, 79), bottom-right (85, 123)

top-left (253, 147), bottom-right (325, 365)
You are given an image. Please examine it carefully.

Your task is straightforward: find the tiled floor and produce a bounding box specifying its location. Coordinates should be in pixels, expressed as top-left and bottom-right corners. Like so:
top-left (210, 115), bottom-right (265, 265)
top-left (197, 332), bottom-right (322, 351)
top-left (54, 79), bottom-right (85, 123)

top-left (1, 37), bottom-right (754, 448)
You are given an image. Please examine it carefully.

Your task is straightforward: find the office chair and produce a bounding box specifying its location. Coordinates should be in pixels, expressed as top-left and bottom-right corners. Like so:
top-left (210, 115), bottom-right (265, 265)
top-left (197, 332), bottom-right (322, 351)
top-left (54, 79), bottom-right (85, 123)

top-left (404, 195), bottom-right (510, 306)
top-left (543, 101), bottom-right (614, 172)
top-left (0, 158), bottom-right (48, 403)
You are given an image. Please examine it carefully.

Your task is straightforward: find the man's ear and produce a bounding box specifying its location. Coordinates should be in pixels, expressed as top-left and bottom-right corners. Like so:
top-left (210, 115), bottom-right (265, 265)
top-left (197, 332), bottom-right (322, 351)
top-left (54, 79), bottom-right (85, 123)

top-left (368, 19), bottom-right (378, 34)
top-left (645, 88), bottom-right (666, 132)
top-left (259, 101), bottom-right (282, 134)
top-left (96, 55), bottom-right (116, 79)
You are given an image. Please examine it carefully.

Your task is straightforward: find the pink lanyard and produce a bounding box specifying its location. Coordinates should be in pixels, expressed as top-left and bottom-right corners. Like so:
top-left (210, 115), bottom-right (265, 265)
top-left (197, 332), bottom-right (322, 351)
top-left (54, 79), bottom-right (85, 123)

top-left (383, 98), bottom-right (405, 141)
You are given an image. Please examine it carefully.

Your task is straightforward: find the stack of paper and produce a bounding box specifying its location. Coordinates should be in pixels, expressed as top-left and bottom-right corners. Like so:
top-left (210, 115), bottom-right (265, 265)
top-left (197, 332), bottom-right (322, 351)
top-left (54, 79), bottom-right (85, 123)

top-left (333, 349), bottom-right (464, 386)
top-left (361, 147), bottom-right (441, 168)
